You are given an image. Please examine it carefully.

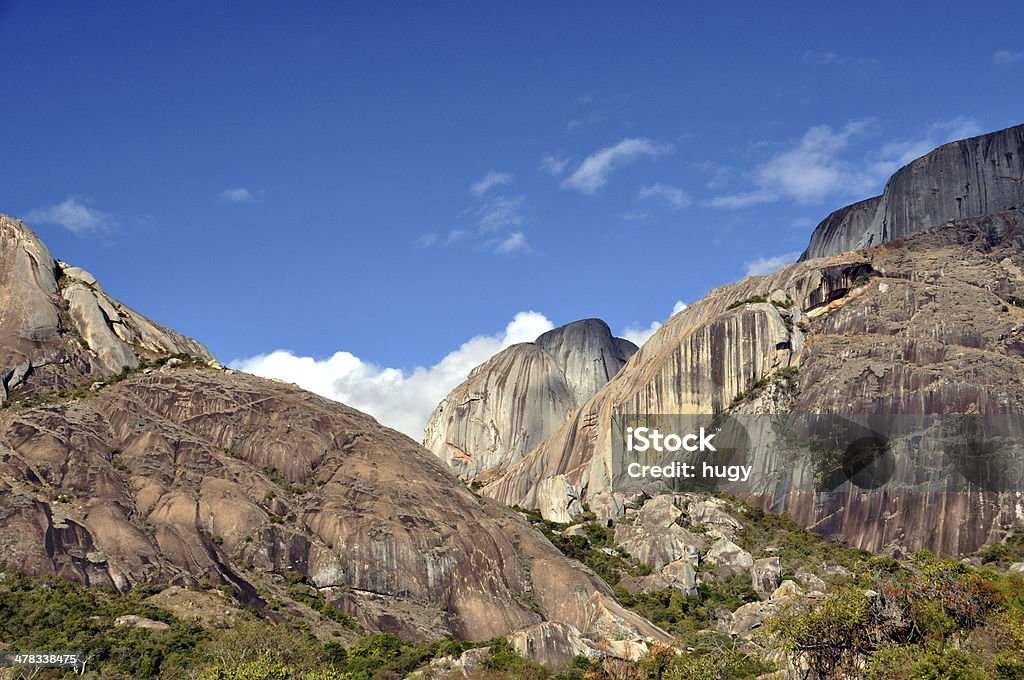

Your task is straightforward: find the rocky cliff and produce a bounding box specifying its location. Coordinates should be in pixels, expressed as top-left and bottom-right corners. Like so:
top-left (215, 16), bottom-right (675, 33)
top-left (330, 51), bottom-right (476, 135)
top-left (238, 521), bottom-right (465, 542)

top-left (482, 208), bottom-right (1024, 556)
top-left (0, 214), bottom-right (213, 403)
top-left (422, 319), bottom-right (636, 482)
top-left (0, 216), bottom-right (665, 656)
top-left (800, 123), bottom-right (1024, 260)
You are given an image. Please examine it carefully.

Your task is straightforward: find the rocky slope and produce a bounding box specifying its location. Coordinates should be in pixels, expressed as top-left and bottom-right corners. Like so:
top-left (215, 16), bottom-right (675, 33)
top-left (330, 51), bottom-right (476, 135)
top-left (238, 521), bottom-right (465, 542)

top-left (800, 123), bottom-right (1024, 260)
top-left (0, 215), bottom-right (665, 659)
top-left (422, 319), bottom-right (636, 484)
top-left (481, 208), bottom-right (1024, 555)
top-left (0, 214), bottom-right (212, 402)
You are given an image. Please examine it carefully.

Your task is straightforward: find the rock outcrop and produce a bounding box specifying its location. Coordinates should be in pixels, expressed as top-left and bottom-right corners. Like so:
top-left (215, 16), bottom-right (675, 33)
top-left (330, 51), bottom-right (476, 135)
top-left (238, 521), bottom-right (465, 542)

top-left (423, 319), bottom-right (636, 481)
top-left (800, 123), bottom-right (1024, 260)
top-left (0, 215), bottom-right (667, 662)
top-left (482, 208), bottom-right (1024, 555)
top-left (0, 214), bottom-right (212, 402)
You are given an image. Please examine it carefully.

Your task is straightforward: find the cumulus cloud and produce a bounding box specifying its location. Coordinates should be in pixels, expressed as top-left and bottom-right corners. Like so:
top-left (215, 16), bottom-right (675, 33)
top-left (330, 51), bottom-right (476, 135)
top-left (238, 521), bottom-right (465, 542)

top-left (993, 50), bottom-right (1023, 67)
top-left (471, 171), bottom-right (514, 196)
top-left (637, 183), bottom-right (691, 209)
top-left (231, 311), bottom-right (555, 439)
top-left (26, 197), bottom-right (113, 235)
top-left (744, 251), bottom-right (801, 277)
top-left (539, 155), bottom-right (571, 176)
top-left (562, 138), bottom-right (673, 194)
top-left (218, 187), bottom-right (257, 203)
top-left (619, 300), bottom-right (688, 346)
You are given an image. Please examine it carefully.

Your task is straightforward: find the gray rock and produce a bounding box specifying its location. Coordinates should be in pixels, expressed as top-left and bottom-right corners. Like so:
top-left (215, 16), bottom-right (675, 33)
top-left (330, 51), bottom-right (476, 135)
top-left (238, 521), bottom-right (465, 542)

top-left (615, 519), bottom-right (705, 572)
top-left (801, 123), bottom-right (1024, 260)
top-left (589, 492), bottom-right (627, 524)
top-left (114, 615), bottom-right (170, 630)
top-left (705, 538), bottom-right (753, 577)
top-left (423, 319), bottom-right (636, 482)
top-left (751, 557), bottom-right (782, 598)
top-left (795, 570), bottom-right (827, 592)
top-left (0, 214), bottom-right (214, 396)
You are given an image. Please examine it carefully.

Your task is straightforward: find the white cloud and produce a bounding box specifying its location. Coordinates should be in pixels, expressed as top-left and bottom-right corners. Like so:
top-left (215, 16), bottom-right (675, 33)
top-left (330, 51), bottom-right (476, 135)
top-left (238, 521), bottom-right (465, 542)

top-left (446, 229), bottom-right (469, 244)
top-left (622, 211), bottom-right (649, 221)
top-left (706, 190), bottom-right (776, 210)
top-left (868, 117), bottom-right (982, 177)
top-left (26, 197), bottom-right (113, 235)
top-left (993, 50), bottom-right (1023, 67)
top-left (414, 233), bottom-right (438, 248)
top-left (540, 155), bottom-right (571, 176)
top-left (476, 195), bottom-right (525, 231)
top-left (471, 171), bottom-right (514, 197)
top-left (708, 117), bottom-right (982, 210)
top-left (562, 138), bottom-right (673, 194)
top-left (619, 300), bottom-right (688, 346)
top-left (637, 183), bottom-right (691, 209)
top-left (757, 121), bottom-right (873, 202)
top-left (218, 187), bottom-right (257, 203)
top-left (230, 311), bottom-right (554, 438)
top-left (744, 251), bottom-right (801, 277)
top-left (491, 231), bottom-right (530, 254)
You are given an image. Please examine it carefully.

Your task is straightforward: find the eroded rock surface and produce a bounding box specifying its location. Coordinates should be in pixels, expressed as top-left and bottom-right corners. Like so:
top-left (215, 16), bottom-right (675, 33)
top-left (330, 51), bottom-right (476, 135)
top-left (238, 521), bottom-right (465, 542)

top-left (0, 214), bottom-right (212, 402)
top-left (800, 123), bottom-right (1024, 260)
top-left (423, 319), bottom-right (636, 481)
top-left (483, 209), bottom-right (1024, 555)
top-left (0, 367), bottom-right (666, 648)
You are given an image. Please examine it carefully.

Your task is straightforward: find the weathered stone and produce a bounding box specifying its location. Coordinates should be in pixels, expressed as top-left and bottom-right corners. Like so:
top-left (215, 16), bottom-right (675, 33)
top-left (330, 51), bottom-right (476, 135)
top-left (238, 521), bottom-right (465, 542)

top-left (751, 557), bottom-right (783, 598)
top-left (0, 214), bottom-right (213, 397)
top-left (772, 580), bottom-right (802, 599)
top-left (705, 538), bottom-right (753, 577)
top-left (800, 123), bottom-right (1024, 260)
top-left (114, 615), bottom-right (169, 630)
top-left (423, 320), bottom-right (636, 482)
top-left (590, 491), bottom-right (627, 524)
top-left (615, 518), bottom-right (705, 571)
top-left (795, 571), bottom-right (827, 592)
top-left (482, 208), bottom-right (1024, 556)
top-left (1010, 562), bottom-right (1024, 573)
top-left (537, 475), bottom-right (585, 524)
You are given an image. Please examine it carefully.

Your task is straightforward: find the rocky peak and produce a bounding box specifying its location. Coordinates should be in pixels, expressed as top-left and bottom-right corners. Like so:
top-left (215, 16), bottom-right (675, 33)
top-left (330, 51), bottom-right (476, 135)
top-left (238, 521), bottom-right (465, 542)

top-left (535, 318), bottom-right (637, 404)
top-left (0, 214), bottom-right (213, 402)
top-left (423, 319), bottom-right (637, 481)
top-left (800, 123), bottom-right (1024, 260)
top-left (483, 208), bottom-right (1024, 555)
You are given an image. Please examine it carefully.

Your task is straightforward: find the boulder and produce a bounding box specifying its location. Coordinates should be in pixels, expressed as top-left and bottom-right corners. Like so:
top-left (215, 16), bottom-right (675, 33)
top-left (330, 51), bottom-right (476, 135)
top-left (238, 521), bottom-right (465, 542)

top-left (751, 557), bottom-right (783, 598)
top-left (114, 615), bottom-right (169, 630)
top-left (705, 538), bottom-right (753, 578)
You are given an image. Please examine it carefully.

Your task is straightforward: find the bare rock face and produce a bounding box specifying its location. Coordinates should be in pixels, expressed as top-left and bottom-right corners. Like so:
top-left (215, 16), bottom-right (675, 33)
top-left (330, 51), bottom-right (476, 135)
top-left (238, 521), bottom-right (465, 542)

top-left (0, 368), bottom-right (667, 648)
top-left (800, 123), bottom-right (1024, 260)
top-left (751, 557), bottom-right (783, 598)
top-left (0, 217), bottom-right (667, 662)
top-left (483, 209), bottom-right (1024, 555)
top-left (422, 319), bottom-right (636, 481)
top-left (0, 214), bottom-right (212, 402)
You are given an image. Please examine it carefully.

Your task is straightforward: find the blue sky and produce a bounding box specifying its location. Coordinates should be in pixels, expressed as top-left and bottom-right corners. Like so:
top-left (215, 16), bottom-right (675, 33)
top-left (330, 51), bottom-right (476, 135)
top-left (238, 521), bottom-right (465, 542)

top-left (2, 2), bottom-right (1022, 435)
